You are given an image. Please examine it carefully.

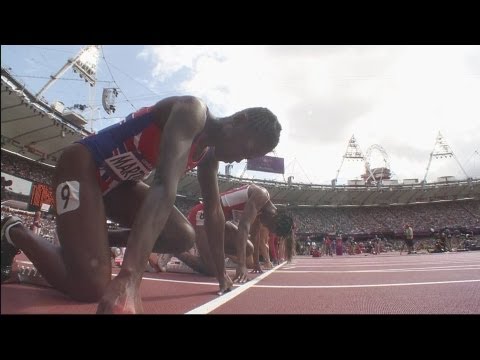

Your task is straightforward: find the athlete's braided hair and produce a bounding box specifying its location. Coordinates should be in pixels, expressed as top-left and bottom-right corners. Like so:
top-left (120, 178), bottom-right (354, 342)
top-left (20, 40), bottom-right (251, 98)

top-left (231, 107), bottom-right (282, 152)
top-left (274, 211), bottom-right (295, 262)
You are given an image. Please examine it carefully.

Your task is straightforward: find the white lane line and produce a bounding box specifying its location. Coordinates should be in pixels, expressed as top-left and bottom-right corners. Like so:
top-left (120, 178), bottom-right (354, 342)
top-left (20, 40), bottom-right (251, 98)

top-left (254, 279), bottom-right (480, 289)
top-left (278, 266), bottom-right (480, 273)
top-left (291, 261), bottom-right (480, 268)
top-left (112, 273), bottom-right (225, 286)
top-left (185, 262), bottom-right (287, 314)
top-left (141, 277), bottom-right (222, 286)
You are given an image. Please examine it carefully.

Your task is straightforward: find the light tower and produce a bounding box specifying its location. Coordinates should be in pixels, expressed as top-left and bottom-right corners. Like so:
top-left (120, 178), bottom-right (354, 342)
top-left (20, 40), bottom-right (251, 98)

top-left (35, 45), bottom-right (100, 98)
top-left (333, 135), bottom-right (365, 187)
top-left (35, 45), bottom-right (101, 132)
top-left (423, 131), bottom-right (469, 183)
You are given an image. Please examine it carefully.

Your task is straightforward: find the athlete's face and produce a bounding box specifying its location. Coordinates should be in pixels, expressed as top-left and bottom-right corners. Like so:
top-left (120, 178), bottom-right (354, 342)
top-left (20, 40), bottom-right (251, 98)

top-left (214, 120), bottom-right (270, 163)
top-left (215, 138), bottom-right (263, 163)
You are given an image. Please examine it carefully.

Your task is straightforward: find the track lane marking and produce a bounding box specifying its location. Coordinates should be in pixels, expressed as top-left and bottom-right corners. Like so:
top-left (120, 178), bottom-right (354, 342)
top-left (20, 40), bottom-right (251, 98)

top-left (186, 261), bottom-right (287, 314)
top-left (254, 279), bottom-right (480, 288)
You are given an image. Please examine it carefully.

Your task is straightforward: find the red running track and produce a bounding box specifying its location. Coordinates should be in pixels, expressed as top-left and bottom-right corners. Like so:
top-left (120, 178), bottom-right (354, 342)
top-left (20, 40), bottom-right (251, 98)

top-left (2, 251), bottom-right (480, 314)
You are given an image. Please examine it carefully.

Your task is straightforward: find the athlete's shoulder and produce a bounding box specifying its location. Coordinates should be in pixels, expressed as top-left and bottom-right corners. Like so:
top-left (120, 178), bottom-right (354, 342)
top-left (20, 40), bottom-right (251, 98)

top-left (154, 95), bottom-right (206, 111)
top-left (248, 183), bottom-right (269, 197)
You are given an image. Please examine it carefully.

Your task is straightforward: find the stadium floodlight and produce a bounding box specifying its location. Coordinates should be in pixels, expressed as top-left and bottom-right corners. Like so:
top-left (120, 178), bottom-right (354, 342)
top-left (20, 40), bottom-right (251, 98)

top-left (35, 45), bottom-right (100, 98)
top-left (71, 45), bottom-right (100, 86)
top-left (423, 132), bottom-right (469, 183)
top-left (334, 135), bottom-right (366, 185)
top-left (102, 88), bottom-right (119, 114)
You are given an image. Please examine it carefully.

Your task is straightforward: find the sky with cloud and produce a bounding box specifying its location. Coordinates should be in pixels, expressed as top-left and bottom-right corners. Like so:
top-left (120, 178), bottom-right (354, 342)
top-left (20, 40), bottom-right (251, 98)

top-left (2, 45), bottom-right (479, 184)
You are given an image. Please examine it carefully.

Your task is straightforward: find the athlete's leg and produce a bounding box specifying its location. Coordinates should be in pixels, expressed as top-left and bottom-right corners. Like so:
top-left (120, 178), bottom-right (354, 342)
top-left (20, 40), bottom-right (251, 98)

top-left (104, 181), bottom-right (195, 254)
top-left (223, 221), bottom-right (237, 256)
top-left (223, 221), bottom-right (254, 267)
top-left (4, 144), bottom-right (111, 301)
top-left (268, 234), bottom-right (278, 264)
top-left (176, 226), bottom-right (216, 276)
top-left (176, 221), bottom-right (255, 276)
top-left (249, 219), bottom-right (264, 273)
top-left (258, 229), bottom-right (273, 268)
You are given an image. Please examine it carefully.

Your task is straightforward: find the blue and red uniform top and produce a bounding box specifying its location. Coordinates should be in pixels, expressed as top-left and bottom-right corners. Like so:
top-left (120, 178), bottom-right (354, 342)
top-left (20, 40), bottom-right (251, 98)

top-left (77, 106), bottom-right (208, 195)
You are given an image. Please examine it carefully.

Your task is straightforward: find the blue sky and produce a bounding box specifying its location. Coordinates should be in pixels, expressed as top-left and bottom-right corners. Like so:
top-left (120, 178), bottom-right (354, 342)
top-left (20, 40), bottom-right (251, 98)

top-left (2, 45), bottom-right (479, 184)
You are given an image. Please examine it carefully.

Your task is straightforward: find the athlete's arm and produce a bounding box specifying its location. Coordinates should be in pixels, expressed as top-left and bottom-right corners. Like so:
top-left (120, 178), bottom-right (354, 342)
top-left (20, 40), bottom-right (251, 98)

top-left (233, 189), bottom-right (269, 282)
top-left (197, 152), bottom-right (232, 295)
top-left (120, 97), bottom-right (206, 281)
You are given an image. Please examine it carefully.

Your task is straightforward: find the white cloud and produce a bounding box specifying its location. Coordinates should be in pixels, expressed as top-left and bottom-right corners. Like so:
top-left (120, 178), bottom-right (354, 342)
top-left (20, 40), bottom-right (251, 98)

top-left (142, 45), bottom-right (480, 184)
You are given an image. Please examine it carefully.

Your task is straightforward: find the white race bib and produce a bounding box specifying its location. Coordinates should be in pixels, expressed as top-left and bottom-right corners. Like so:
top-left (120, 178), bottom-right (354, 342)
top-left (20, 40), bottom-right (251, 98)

top-left (104, 152), bottom-right (151, 181)
top-left (56, 181), bottom-right (80, 215)
top-left (195, 210), bottom-right (205, 226)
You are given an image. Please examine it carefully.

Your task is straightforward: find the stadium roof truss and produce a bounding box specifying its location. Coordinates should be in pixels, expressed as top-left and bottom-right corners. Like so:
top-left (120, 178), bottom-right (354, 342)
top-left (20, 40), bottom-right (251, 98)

top-left (1, 68), bottom-right (90, 166)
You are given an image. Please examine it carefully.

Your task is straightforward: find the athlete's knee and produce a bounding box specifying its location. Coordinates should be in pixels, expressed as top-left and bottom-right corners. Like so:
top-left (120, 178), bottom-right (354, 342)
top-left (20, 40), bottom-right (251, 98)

top-left (158, 223), bottom-right (195, 253)
top-left (67, 267), bottom-right (111, 302)
top-left (177, 224), bottom-right (195, 252)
